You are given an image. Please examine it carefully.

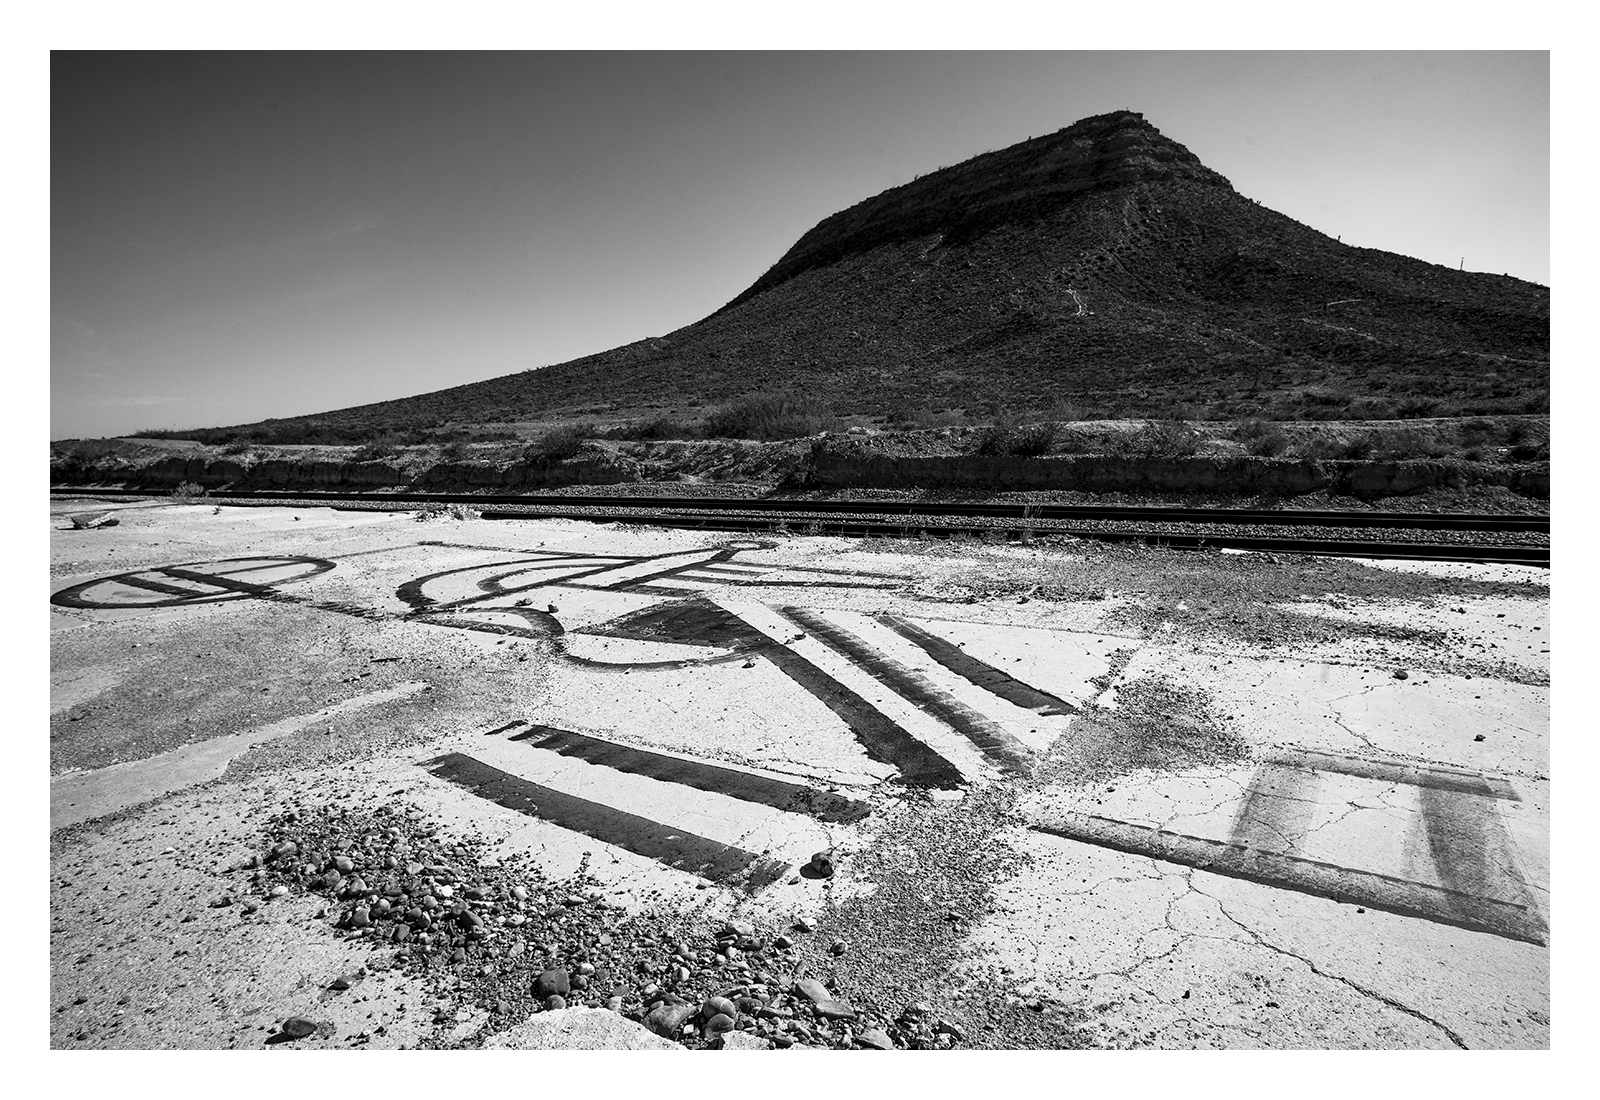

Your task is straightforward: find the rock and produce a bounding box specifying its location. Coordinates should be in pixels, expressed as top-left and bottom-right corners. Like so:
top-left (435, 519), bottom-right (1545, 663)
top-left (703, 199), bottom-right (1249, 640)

top-left (705, 1013), bottom-right (736, 1035)
top-left (722, 918), bottom-right (755, 939)
top-left (806, 851), bottom-right (836, 878)
top-left (279, 1017), bottom-right (318, 1039)
top-left (643, 1002), bottom-right (696, 1038)
top-left (69, 511), bottom-right (119, 529)
top-left (795, 977), bottom-right (831, 1004)
top-left (485, 1007), bottom-right (683, 1050)
top-left (545, 995), bottom-right (567, 1011)
top-left (269, 884), bottom-right (289, 898)
top-left (329, 975), bottom-right (355, 991)
top-left (814, 999), bottom-right (857, 1021)
top-left (270, 841), bottom-right (298, 861)
top-left (511, 885), bottom-right (529, 900)
top-left (534, 969), bottom-right (571, 999)
top-left (902, 1001), bottom-right (932, 1018)
top-left (702, 996), bottom-right (738, 1021)
top-left (577, 961), bottom-right (595, 976)
top-left (829, 939), bottom-right (848, 956)
top-left (605, 996), bottom-right (624, 1012)
top-left (774, 935), bottom-right (793, 950)
top-left (333, 856), bottom-right (354, 874)
top-left (1393, 669), bottom-right (1409, 680)
top-left (936, 1019), bottom-right (965, 1040)
top-left (718, 1030), bottom-right (773, 1050)
top-left (857, 1028), bottom-right (893, 1050)
top-left (1475, 734), bottom-right (1487, 742)
top-left (793, 916), bottom-right (814, 932)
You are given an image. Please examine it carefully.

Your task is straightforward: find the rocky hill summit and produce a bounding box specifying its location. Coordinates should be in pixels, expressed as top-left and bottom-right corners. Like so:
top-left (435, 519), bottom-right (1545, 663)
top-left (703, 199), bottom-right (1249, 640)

top-left (132, 110), bottom-right (1549, 446)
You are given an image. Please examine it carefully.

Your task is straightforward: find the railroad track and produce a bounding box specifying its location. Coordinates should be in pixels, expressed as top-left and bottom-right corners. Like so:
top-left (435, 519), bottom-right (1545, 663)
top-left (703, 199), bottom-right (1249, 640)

top-left (50, 487), bottom-right (1550, 566)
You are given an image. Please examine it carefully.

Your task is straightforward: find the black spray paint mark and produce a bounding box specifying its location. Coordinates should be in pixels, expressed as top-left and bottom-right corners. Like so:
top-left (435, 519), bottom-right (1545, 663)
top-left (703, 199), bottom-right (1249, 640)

top-left (1417, 783), bottom-right (1544, 932)
top-left (422, 753), bottom-right (791, 892)
top-left (875, 614), bottom-right (1078, 716)
top-left (1033, 811), bottom-right (1547, 946)
top-left (582, 600), bottom-right (965, 788)
top-left (1265, 748), bottom-right (1520, 802)
top-left (51, 556), bottom-right (336, 609)
top-left (1228, 763), bottom-right (1325, 856)
top-left (509, 725), bottom-right (871, 824)
top-left (779, 606), bottom-right (1034, 777)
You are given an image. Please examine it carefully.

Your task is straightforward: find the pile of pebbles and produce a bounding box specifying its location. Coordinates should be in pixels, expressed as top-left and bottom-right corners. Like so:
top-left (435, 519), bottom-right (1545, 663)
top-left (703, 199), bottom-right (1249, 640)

top-left (232, 803), bottom-right (963, 1049)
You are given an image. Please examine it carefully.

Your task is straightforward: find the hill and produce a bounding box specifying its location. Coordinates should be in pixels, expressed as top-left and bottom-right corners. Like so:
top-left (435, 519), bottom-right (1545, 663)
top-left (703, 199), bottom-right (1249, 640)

top-left (132, 110), bottom-right (1549, 446)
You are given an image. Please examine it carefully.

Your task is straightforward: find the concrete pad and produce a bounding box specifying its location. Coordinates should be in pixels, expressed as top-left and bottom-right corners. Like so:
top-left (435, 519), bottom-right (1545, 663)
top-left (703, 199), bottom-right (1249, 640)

top-left (1106, 645), bottom-right (1548, 778)
top-left (898, 615), bottom-right (1128, 708)
top-left (457, 734), bottom-right (857, 868)
top-left (540, 639), bottom-right (899, 789)
top-left (1280, 593), bottom-right (1548, 681)
top-left (51, 681), bottom-right (430, 830)
top-left (967, 825), bottom-right (1548, 1049)
top-left (724, 599), bottom-right (999, 784)
top-left (481, 1007), bottom-right (683, 1049)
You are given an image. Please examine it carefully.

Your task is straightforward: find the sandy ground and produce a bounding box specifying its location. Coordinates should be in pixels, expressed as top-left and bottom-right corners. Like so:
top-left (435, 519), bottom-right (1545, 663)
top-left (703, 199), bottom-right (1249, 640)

top-left (47, 498), bottom-right (1550, 1050)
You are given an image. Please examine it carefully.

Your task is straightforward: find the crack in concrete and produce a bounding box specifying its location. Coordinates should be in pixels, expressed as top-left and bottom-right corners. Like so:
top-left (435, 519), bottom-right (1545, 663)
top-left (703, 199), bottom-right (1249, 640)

top-left (1188, 880), bottom-right (1470, 1049)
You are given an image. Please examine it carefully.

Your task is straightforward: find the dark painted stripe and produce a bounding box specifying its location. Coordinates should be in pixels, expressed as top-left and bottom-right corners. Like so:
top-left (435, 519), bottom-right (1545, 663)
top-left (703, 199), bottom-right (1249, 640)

top-left (757, 642), bottom-right (965, 790)
top-left (576, 599), bottom-right (964, 787)
top-left (513, 725), bottom-right (871, 824)
top-left (876, 614), bottom-right (1078, 716)
top-left (721, 580), bottom-right (902, 590)
top-left (163, 566), bottom-right (277, 595)
top-left (396, 558), bottom-right (551, 609)
top-left (1265, 748), bottom-right (1521, 801)
top-left (1229, 763), bottom-right (1323, 853)
top-left (608, 552), bottom-right (736, 590)
top-left (779, 607), bottom-right (1034, 776)
top-left (1031, 812), bottom-right (1547, 946)
top-left (422, 753), bottom-right (791, 891)
top-left (106, 574), bottom-right (221, 598)
top-left (623, 584), bottom-right (707, 598)
top-left (691, 565), bottom-right (767, 575)
top-left (485, 721), bottom-right (526, 736)
top-left (418, 539), bottom-right (639, 559)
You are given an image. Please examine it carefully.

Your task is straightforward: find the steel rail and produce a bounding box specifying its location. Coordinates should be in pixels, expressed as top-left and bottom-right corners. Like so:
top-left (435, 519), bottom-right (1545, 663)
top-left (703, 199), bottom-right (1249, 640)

top-left (51, 487), bottom-right (1549, 567)
top-left (48, 486), bottom-right (1548, 533)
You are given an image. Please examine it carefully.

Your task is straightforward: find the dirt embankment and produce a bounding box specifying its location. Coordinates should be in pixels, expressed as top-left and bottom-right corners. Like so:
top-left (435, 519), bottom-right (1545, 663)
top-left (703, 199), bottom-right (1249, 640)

top-left (49, 434), bottom-right (1547, 502)
top-left (801, 449), bottom-right (1548, 500)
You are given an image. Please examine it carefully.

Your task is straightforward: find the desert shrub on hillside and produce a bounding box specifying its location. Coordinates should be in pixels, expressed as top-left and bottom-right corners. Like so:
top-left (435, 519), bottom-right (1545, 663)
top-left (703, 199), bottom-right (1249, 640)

top-left (615, 414), bottom-right (699, 441)
top-left (1231, 419), bottom-right (1290, 457)
top-left (353, 435), bottom-right (405, 461)
top-left (1113, 420), bottom-right (1203, 457)
top-left (1010, 422), bottom-right (1059, 456)
top-left (704, 393), bottom-right (835, 440)
top-left (1394, 397), bottom-right (1442, 419)
top-left (969, 419), bottom-right (1059, 457)
top-left (523, 424), bottom-right (592, 464)
top-left (171, 481), bottom-right (206, 502)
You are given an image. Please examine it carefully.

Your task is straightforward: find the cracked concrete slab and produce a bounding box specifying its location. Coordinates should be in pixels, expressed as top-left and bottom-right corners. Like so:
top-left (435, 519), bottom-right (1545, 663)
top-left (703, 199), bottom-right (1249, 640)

top-left (50, 504), bottom-right (1551, 1049)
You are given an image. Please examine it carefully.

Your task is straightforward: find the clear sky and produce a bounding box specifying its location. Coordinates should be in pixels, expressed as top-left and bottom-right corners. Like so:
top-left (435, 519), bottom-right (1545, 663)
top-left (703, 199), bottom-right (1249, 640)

top-left (51, 51), bottom-right (1549, 440)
